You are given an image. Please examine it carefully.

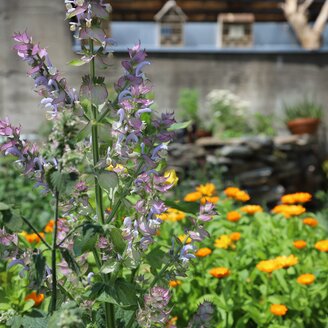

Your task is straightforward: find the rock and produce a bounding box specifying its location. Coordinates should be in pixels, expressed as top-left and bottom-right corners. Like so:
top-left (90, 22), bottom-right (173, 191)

top-left (219, 145), bottom-right (253, 158)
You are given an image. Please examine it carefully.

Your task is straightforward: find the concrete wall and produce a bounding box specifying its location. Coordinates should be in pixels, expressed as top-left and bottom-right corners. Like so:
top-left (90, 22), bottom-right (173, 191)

top-left (1, 1), bottom-right (328, 135)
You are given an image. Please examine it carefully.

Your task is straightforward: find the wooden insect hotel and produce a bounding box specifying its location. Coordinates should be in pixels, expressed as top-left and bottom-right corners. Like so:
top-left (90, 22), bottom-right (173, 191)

top-left (154, 0), bottom-right (187, 47)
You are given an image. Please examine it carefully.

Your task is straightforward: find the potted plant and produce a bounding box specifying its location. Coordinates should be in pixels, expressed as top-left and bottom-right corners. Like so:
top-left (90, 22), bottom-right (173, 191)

top-left (284, 99), bottom-right (323, 135)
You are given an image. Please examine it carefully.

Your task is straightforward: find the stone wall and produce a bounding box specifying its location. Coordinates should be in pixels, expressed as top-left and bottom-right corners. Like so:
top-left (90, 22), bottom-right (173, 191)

top-left (169, 135), bottom-right (326, 204)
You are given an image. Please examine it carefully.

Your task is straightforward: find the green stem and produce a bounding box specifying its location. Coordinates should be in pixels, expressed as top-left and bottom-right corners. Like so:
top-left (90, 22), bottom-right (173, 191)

top-left (20, 216), bottom-right (51, 250)
top-left (50, 190), bottom-right (59, 313)
top-left (89, 39), bottom-right (115, 328)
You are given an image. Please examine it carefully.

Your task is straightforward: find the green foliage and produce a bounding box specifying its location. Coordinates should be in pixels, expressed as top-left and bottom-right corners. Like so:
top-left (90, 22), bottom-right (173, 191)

top-left (0, 156), bottom-right (52, 230)
top-left (284, 98), bottom-right (323, 122)
top-left (178, 89), bottom-right (199, 122)
top-left (206, 89), bottom-right (277, 139)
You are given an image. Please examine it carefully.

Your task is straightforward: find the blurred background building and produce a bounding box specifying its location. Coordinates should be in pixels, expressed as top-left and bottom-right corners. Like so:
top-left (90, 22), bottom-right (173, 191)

top-left (1, 0), bottom-right (328, 133)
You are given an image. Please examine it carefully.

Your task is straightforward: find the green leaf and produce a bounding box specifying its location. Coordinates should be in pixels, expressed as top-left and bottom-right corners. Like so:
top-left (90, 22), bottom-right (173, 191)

top-left (98, 171), bottom-right (119, 193)
top-left (77, 123), bottom-right (91, 142)
top-left (73, 228), bottom-right (98, 256)
top-left (93, 279), bottom-right (137, 307)
top-left (68, 58), bottom-right (87, 67)
top-left (60, 248), bottom-right (80, 275)
top-left (101, 259), bottom-right (119, 274)
top-left (50, 171), bottom-right (68, 193)
top-left (115, 278), bottom-right (138, 307)
top-left (146, 246), bottom-right (169, 270)
top-left (109, 227), bottom-right (126, 255)
top-left (168, 120), bottom-right (191, 131)
top-left (33, 253), bottom-right (46, 290)
top-left (164, 200), bottom-right (199, 215)
top-left (0, 202), bottom-right (10, 210)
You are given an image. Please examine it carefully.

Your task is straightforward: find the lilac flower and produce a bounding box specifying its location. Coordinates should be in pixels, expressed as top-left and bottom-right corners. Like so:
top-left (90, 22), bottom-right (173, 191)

top-left (179, 244), bottom-right (196, 263)
top-left (0, 228), bottom-right (18, 246)
top-left (137, 287), bottom-right (171, 327)
top-left (198, 202), bottom-right (216, 222)
top-left (12, 31), bottom-right (76, 117)
top-left (188, 302), bottom-right (215, 328)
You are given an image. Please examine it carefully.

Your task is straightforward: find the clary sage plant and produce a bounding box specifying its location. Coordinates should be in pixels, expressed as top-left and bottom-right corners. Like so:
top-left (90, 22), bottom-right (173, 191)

top-left (0, 1), bottom-right (215, 327)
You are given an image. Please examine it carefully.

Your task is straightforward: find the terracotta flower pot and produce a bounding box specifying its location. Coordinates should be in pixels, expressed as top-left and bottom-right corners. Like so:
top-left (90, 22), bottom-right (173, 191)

top-left (287, 118), bottom-right (320, 135)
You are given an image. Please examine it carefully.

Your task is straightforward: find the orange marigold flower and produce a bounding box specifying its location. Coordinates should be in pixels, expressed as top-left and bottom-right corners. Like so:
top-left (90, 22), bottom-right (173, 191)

top-left (229, 232), bottom-right (241, 241)
top-left (200, 196), bottom-right (219, 205)
top-left (196, 183), bottom-right (216, 196)
top-left (25, 291), bottom-right (44, 307)
top-left (44, 220), bottom-right (55, 233)
top-left (21, 231), bottom-right (45, 244)
top-left (209, 267), bottom-right (230, 278)
top-left (234, 190), bottom-right (250, 202)
top-left (195, 247), bottom-right (212, 257)
top-left (166, 316), bottom-right (178, 327)
top-left (256, 259), bottom-right (279, 273)
top-left (281, 192), bottom-right (312, 204)
top-left (226, 211), bottom-right (241, 222)
top-left (178, 235), bottom-right (192, 244)
top-left (275, 255), bottom-right (298, 268)
top-left (158, 208), bottom-right (186, 222)
top-left (270, 304), bottom-right (288, 316)
top-left (224, 187), bottom-right (240, 198)
top-left (272, 205), bottom-right (306, 218)
top-left (184, 191), bottom-right (202, 202)
top-left (169, 280), bottom-right (181, 288)
top-left (303, 218), bottom-right (318, 227)
top-left (293, 240), bottom-right (307, 249)
top-left (315, 240), bottom-right (328, 252)
top-left (240, 205), bottom-right (263, 215)
top-left (214, 235), bottom-right (233, 249)
top-left (297, 273), bottom-right (315, 285)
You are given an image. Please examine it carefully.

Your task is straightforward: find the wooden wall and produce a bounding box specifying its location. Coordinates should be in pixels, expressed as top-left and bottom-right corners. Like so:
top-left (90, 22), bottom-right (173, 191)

top-left (110, 0), bottom-right (326, 22)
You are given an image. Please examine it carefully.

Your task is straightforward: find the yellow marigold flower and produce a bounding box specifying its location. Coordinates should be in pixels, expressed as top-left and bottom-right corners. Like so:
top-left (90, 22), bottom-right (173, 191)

top-left (169, 280), bottom-right (181, 288)
top-left (275, 255), bottom-right (298, 268)
top-left (44, 220), bottom-right (55, 233)
top-left (158, 208), bottom-right (186, 222)
top-left (195, 247), bottom-right (212, 257)
top-left (214, 235), bottom-right (232, 249)
top-left (224, 187), bottom-right (240, 198)
top-left (303, 217), bottom-right (318, 227)
top-left (200, 196), bottom-right (219, 205)
top-left (315, 240), bottom-right (328, 252)
top-left (281, 192), bottom-right (312, 204)
top-left (21, 232), bottom-right (45, 244)
top-left (184, 191), bottom-right (202, 202)
top-left (293, 240), bottom-right (307, 249)
top-left (256, 259), bottom-right (279, 273)
top-left (164, 169), bottom-right (179, 186)
top-left (196, 183), bottom-right (216, 196)
top-left (226, 211), bottom-right (241, 222)
top-left (178, 235), bottom-right (192, 244)
top-left (234, 190), bottom-right (250, 202)
top-left (240, 205), bottom-right (263, 215)
top-left (106, 163), bottom-right (127, 173)
top-left (209, 267), bottom-right (230, 278)
top-left (25, 291), bottom-right (44, 307)
top-left (270, 304), bottom-right (288, 316)
top-left (297, 273), bottom-right (315, 285)
top-left (272, 205), bottom-right (306, 218)
top-left (229, 232), bottom-right (241, 241)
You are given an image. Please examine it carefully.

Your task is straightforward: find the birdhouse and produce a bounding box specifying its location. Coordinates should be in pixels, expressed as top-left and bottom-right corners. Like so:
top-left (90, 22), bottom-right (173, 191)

top-left (218, 13), bottom-right (254, 48)
top-left (154, 0), bottom-right (187, 47)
